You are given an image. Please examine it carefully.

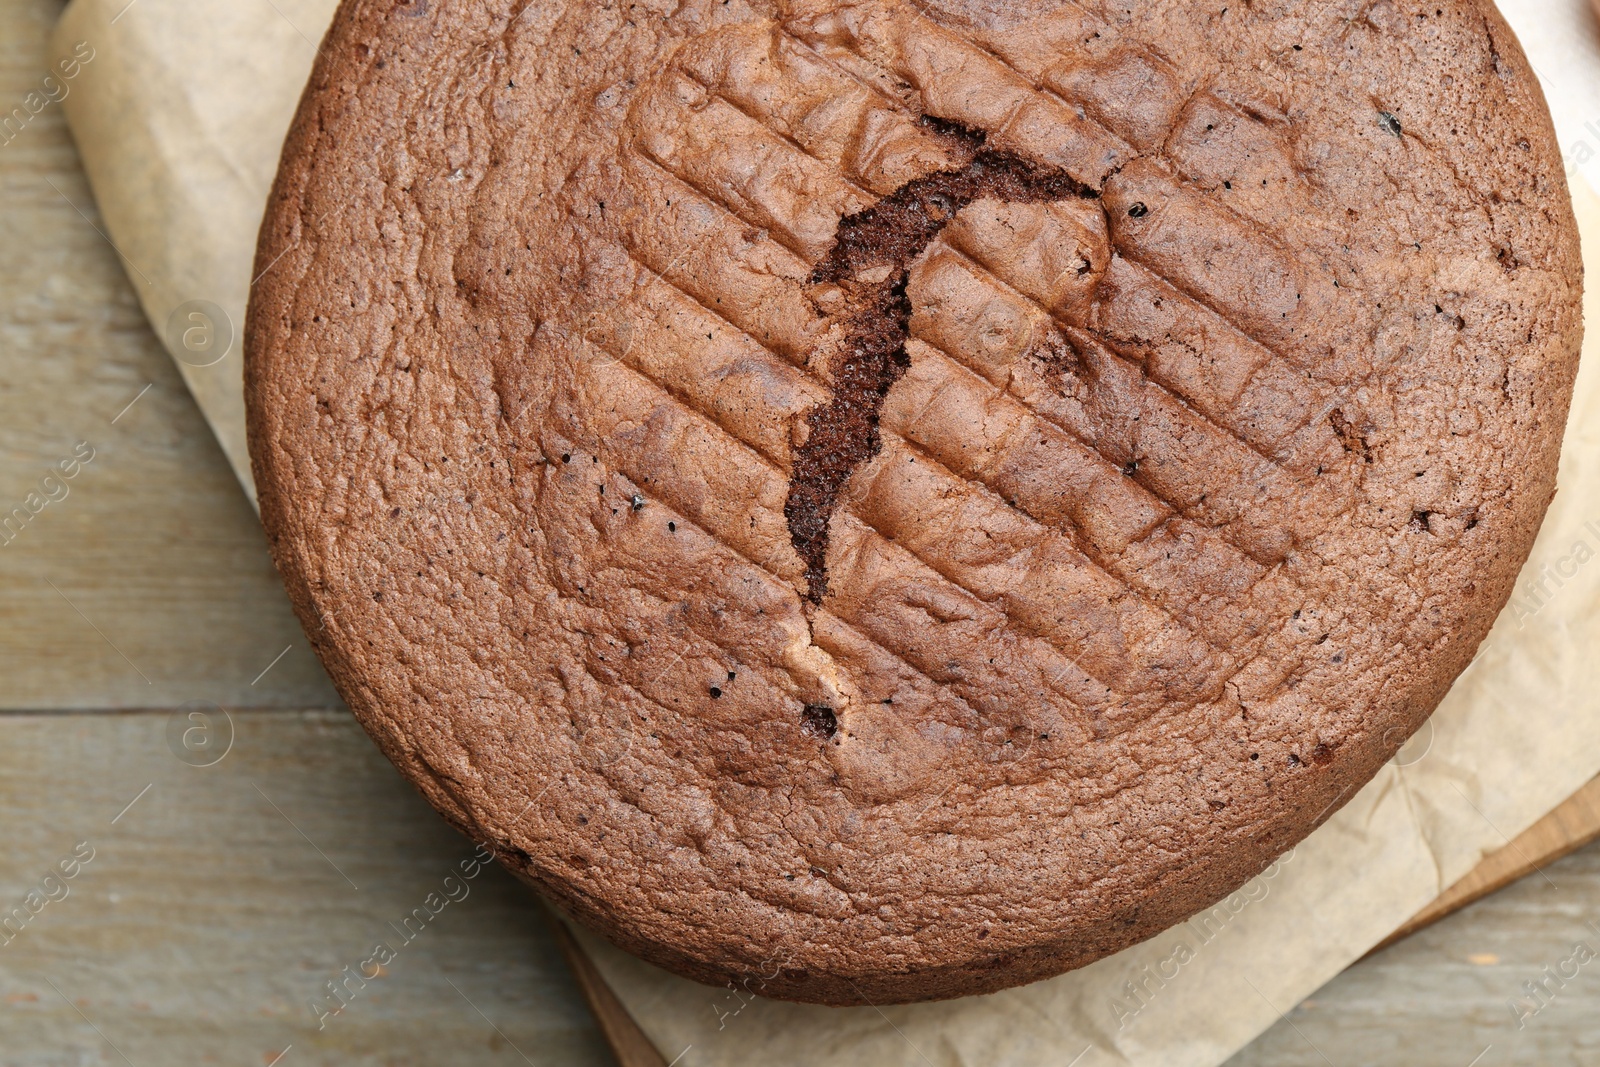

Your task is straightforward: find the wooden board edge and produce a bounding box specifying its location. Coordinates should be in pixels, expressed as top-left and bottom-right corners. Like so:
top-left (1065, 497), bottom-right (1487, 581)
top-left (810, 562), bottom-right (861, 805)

top-left (544, 904), bottom-right (670, 1067)
top-left (1371, 773), bottom-right (1600, 954)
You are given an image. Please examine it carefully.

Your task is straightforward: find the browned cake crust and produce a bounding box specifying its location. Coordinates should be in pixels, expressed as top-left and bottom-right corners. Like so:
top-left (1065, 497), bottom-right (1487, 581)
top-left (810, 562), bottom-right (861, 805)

top-left (246, 0), bottom-right (1582, 1004)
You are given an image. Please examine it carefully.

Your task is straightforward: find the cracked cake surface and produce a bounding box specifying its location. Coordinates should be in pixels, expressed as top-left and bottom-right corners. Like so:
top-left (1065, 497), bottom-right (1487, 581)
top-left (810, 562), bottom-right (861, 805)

top-left (246, 0), bottom-right (1582, 1004)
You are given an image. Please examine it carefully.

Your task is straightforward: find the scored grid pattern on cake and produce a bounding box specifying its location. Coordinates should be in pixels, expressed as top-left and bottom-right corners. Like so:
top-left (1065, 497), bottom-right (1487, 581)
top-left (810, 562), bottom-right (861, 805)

top-left (601, 7), bottom-right (1343, 721)
top-left (576, 0), bottom-right (1431, 738)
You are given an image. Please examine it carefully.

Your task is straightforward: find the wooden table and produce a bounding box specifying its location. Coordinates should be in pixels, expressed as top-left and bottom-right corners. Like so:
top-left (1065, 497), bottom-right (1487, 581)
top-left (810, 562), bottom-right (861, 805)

top-left (1, 3), bottom-right (616, 1062)
top-left (4, 1), bottom-right (1599, 1063)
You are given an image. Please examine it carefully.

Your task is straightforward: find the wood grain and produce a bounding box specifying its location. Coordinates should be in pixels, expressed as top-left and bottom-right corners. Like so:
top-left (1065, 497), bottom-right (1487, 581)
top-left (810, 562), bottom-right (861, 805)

top-left (0, 0), bottom-right (338, 711)
top-left (0, 709), bottom-right (618, 1066)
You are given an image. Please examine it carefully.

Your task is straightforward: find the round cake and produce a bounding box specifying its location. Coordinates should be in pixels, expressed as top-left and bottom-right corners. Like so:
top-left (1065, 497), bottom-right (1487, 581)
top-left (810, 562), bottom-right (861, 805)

top-left (246, 0), bottom-right (1582, 1004)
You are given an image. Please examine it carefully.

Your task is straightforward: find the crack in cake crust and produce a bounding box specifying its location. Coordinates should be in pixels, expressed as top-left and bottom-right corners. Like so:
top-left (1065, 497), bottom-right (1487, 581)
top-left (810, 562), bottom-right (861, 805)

top-left (786, 134), bottom-right (1099, 600)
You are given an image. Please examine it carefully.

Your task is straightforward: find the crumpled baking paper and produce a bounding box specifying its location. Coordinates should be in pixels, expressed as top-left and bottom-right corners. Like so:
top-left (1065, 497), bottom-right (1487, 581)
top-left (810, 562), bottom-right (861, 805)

top-left (50, 0), bottom-right (1600, 1063)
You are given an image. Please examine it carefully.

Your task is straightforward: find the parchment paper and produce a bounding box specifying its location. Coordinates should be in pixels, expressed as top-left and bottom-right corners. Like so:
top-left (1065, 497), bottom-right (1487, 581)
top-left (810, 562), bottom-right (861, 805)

top-left (50, 1), bottom-right (1600, 1063)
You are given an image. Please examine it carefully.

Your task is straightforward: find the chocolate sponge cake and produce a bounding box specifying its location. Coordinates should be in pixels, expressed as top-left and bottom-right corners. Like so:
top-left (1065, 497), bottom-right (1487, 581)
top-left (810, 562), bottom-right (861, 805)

top-left (246, 0), bottom-right (1582, 1004)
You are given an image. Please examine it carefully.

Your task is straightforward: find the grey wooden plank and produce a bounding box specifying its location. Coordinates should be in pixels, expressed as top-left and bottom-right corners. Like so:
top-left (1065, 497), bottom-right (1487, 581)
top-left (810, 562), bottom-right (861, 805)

top-left (0, 0), bottom-right (339, 709)
top-left (0, 708), bottom-right (616, 1066)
